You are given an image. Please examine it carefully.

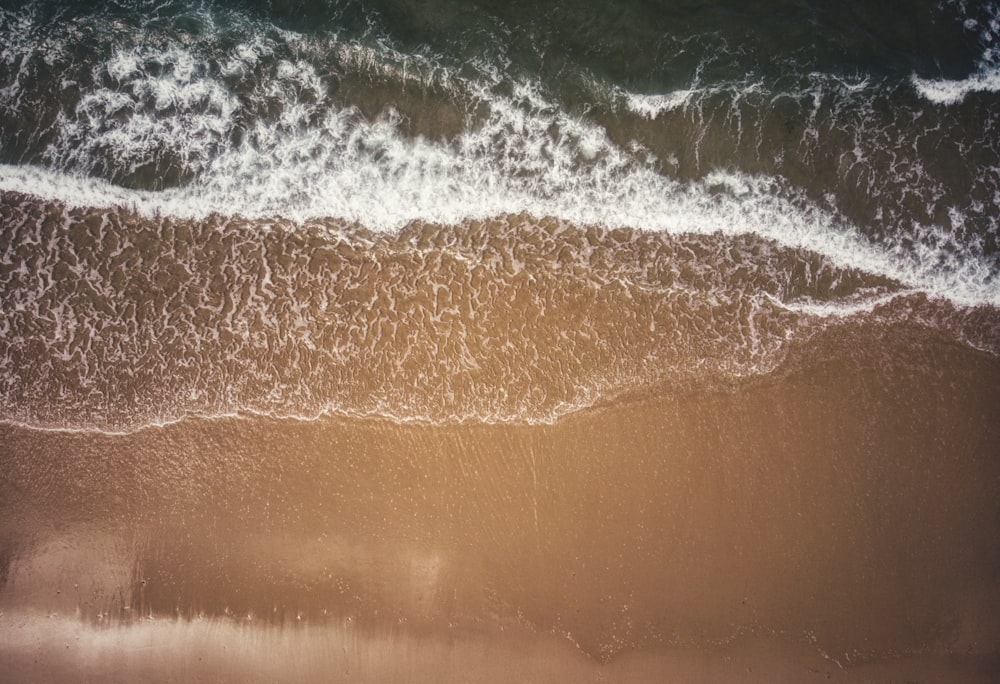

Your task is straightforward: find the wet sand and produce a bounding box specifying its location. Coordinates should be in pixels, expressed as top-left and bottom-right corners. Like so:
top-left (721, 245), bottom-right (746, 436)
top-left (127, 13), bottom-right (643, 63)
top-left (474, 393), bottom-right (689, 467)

top-left (2, 322), bottom-right (1000, 681)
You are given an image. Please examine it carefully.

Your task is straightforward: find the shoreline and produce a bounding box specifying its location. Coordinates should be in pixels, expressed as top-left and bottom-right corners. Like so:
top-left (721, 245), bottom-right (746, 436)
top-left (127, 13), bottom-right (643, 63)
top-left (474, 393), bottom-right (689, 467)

top-left (2, 610), bottom-right (998, 683)
top-left (2, 329), bottom-right (999, 680)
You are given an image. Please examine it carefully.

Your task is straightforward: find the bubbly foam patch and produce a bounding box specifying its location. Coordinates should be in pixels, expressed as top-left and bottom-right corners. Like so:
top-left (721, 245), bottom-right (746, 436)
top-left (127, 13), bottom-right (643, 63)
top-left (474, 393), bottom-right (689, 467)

top-left (1, 160), bottom-right (994, 309)
top-left (624, 90), bottom-right (696, 118)
top-left (44, 44), bottom-right (239, 182)
top-left (912, 67), bottom-right (1000, 104)
top-left (913, 1), bottom-right (1000, 104)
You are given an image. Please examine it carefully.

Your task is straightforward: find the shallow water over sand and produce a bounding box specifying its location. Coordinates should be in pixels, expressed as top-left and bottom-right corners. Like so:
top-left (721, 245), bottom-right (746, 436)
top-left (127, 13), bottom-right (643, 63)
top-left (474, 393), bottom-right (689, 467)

top-left (3, 323), bottom-right (999, 681)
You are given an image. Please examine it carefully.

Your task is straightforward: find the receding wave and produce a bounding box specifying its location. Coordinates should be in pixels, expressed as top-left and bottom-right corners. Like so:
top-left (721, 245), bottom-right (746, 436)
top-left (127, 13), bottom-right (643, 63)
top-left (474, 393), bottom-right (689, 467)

top-left (4, 192), bottom-right (1000, 432)
top-left (1, 1), bottom-right (998, 310)
top-left (0, 192), bottom-right (879, 429)
top-left (1, 0), bottom-right (998, 431)
top-left (2, 162), bottom-right (997, 310)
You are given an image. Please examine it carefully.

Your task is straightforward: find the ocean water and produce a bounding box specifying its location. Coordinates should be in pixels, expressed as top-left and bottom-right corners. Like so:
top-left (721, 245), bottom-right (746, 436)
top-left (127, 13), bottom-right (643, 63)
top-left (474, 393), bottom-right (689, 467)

top-left (2, 1), bottom-right (1000, 680)
top-left (1, 0), bottom-right (999, 428)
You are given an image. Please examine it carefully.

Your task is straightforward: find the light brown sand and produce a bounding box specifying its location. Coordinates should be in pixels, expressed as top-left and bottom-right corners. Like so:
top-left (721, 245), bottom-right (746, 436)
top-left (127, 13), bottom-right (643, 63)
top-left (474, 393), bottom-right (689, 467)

top-left (2, 325), bottom-right (999, 681)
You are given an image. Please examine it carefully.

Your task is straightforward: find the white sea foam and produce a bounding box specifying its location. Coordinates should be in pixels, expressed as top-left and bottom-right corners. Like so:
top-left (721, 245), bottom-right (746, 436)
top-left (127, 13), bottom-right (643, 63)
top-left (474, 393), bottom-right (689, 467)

top-left (43, 44), bottom-right (240, 179)
top-left (0, 3), bottom-right (997, 315)
top-left (1, 128), bottom-right (997, 312)
top-left (763, 291), bottom-right (912, 318)
top-left (913, 1), bottom-right (1000, 104)
top-left (624, 90), bottom-right (696, 118)
top-left (911, 67), bottom-right (1000, 104)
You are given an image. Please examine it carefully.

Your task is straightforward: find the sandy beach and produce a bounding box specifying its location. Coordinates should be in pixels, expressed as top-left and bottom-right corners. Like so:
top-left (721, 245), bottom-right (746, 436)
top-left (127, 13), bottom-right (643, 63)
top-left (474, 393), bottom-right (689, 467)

top-left (2, 2), bottom-right (1000, 678)
top-left (3, 322), bottom-right (999, 681)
